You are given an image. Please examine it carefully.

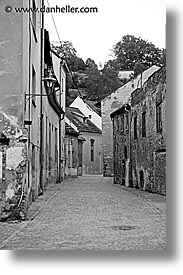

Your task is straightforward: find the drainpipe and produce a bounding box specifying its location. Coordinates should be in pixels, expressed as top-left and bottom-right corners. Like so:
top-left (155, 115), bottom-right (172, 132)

top-left (27, 0), bottom-right (31, 194)
top-left (128, 107), bottom-right (132, 187)
top-left (39, 0), bottom-right (44, 194)
top-left (58, 61), bottom-right (62, 183)
top-left (124, 104), bottom-right (132, 187)
top-left (112, 117), bottom-right (116, 184)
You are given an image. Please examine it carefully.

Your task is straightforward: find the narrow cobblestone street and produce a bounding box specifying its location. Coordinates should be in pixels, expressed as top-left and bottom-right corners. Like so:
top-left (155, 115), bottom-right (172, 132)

top-left (0, 175), bottom-right (166, 250)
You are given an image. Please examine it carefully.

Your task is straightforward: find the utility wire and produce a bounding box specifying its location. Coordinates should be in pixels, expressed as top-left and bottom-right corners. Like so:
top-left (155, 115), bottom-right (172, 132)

top-left (46, 0), bottom-right (83, 99)
top-left (46, 0), bottom-right (61, 44)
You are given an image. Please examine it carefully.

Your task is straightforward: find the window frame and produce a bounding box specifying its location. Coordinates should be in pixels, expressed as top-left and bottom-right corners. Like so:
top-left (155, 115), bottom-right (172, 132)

top-left (142, 111), bottom-right (146, 138)
top-left (134, 116), bottom-right (137, 140)
top-left (90, 139), bottom-right (95, 162)
top-left (156, 102), bottom-right (162, 133)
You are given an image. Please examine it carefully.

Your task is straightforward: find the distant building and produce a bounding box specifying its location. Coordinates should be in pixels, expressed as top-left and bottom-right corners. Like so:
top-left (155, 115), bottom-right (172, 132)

top-left (118, 70), bottom-right (134, 82)
top-left (110, 66), bottom-right (166, 195)
top-left (66, 107), bottom-right (102, 175)
top-left (70, 96), bottom-right (102, 130)
top-left (110, 103), bottom-right (131, 187)
top-left (64, 116), bottom-right (82, 178)
top-left (101, 65), bottom-right (160, 177)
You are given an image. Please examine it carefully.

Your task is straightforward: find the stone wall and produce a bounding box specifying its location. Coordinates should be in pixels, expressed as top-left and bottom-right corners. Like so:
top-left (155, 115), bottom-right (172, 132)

top-left (112, 108), bottom-right (131, 186)
top-left (101, 66), bottom-right (160, 177)
top-left (0, 135), bottom-right (28, 221)
top-left (130, 66), bottom-right (166, 195)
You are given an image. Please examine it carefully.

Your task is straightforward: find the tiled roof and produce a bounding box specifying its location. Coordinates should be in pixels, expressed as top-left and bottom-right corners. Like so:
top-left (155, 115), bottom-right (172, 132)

top-left (65, 122), bottom-right (79, 136)
top-left (84, 100), bottom-right (101, 116)
top-left (66, 107), bottom-right (101, 134)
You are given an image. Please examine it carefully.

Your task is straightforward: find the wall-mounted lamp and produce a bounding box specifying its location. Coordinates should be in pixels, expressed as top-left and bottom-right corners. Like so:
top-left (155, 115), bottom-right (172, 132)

top-left (25, 76), bottom-right (57, 104)
top-left (42, 76), bottom-right (57, 95)
top-left (24, 76), bottom-right (57, 126)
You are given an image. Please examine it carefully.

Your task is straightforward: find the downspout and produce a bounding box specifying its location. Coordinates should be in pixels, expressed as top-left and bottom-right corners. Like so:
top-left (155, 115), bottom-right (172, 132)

top-left (28, 0), bottom-right (31, 193)
top-left (112, 117), bottom-right (116, 184)
top-left (39, 0), bottom-right (44, 194)
top-left (128, 106), bottom-right (132, 187)
top-left (58, 62), bottom-right (62, 182)
top-left (124, 104), bottom-right (132, 187)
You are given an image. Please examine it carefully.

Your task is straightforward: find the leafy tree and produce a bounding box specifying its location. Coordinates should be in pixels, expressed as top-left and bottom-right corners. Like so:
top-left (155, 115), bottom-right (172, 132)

top-left (112, 35), bottom-right (165, 76)
top-left (51, 36), bottom-right (166, 104)
top-left (52, 41), bottom-right (86, 72)
top-left (85, 58), bottom-right (98, 69)
top-left (83, 62), bottom-right (121, 101)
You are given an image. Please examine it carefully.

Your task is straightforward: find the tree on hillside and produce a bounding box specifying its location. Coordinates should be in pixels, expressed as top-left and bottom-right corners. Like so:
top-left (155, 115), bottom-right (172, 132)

top-left (83, 60), bottom-right (121, 101)
top-left (111, 35), bottom-right (166, 76)
top-left (85, 58), bottom-right (98, 69)
top-left (52, 41), bottom-right (86, 72)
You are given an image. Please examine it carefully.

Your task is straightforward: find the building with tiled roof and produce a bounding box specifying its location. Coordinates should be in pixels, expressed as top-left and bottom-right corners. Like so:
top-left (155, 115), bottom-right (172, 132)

top-left (69, 96), bottom-right (102, 130)
top-left (65, 107), bottom-right (102, 175)
top-left (66, 107), bottom-right (101, 134)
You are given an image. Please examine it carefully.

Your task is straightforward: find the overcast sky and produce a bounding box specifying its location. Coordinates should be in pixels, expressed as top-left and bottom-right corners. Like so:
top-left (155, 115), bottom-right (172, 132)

top-left (45, 0), bottom-right (166, 66)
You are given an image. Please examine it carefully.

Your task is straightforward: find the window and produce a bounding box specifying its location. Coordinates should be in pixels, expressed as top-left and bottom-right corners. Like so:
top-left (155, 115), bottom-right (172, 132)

top-left (32, 66), bottom-right (36, 106)
top-left (49, 123), bottom-right (52, 175)
top-left (55, 128), bottom-right (58, 162)
top-left (31, 145), bottom-right (36, 183)
top-left (72, 150), bottom-right (75, 168)
top-left (61, 78), bottom-right (64, 94)
top-left (68, 143), bottom-right (71, 168)
top-left (125, 113), bottom-right (129, 131)
top-left (121, 114), bottom-right (124, 132)
top-left (156, 103), bottom-right (162, 133)
top-left (124, 146), bottom-right (128, 160)
top-left (90, 139), bottom-right (95, 162)
top-left (142, 111), bottom-right (146, 137)
top-left (134, 116), bottom-right (137, 140)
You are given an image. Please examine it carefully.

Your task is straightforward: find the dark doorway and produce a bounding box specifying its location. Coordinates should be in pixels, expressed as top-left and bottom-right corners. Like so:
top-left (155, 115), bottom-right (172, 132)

top-left (139, 170), bottom-right (144, 189)
top-left (121, 159), bottom-right (126, 185)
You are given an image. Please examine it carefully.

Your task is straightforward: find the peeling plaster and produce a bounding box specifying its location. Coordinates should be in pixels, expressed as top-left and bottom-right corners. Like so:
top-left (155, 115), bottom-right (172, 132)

top-left (6, 147), bottom-right (24, 170)
top-left (0, 110), bottom-right (19, 128)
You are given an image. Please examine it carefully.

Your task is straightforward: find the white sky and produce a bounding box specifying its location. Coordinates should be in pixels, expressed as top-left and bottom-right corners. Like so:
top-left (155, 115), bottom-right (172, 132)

top-left (45, 0), bottom-right (166, 66)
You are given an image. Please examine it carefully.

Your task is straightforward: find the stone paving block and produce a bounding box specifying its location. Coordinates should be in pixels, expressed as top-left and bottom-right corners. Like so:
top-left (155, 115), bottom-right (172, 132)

top-left (0, 176), bottom-right (166, 250)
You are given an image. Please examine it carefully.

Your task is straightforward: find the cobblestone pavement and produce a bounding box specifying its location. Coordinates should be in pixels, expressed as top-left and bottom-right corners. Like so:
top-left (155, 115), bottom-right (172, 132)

top-left (0, 175), bottom-right (166, 250)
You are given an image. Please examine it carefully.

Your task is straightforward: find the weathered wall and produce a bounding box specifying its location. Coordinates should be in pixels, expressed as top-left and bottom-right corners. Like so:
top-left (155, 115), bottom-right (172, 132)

top-left (0, 0), bottom-right (45, 220)
top-left (0, 139), bottom-right (28, 220)
top-left (82, 132), bottom-right (102, 174)
top-left (0, 0), bottom-right (23, 126)
top-left (112, 109), bottom-right (130, 186)
top-left (0, 0), bottom-right (28, 220)
top-left (131, 66), bottom-right (166, 195)
top-left (42, 95), bottom-right (60, 188)
top-left (101, 66), bottom-right (160, 176)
